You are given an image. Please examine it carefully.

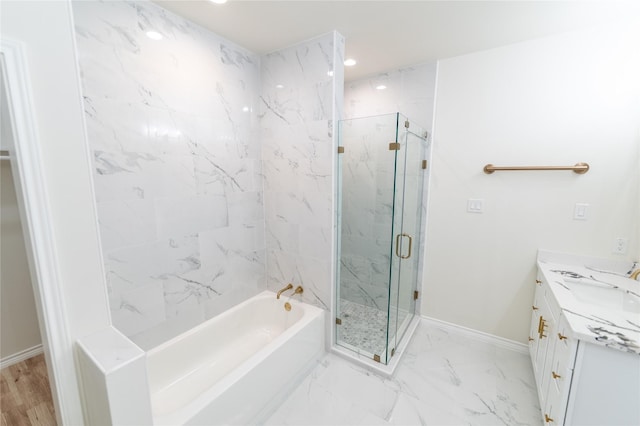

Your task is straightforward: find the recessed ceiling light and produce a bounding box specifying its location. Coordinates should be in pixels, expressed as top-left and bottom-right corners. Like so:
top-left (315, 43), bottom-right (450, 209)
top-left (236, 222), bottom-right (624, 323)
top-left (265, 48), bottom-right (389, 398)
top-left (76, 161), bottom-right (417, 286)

top-left (376, 85), bottom-right (387, 90)
top-left (146, 31), bottom-right (163, 41)
top-left (275, 84), bottom-right (284, 89)
top-left (209, 0), bottom-right (228, 3)
top-left (344, 58), bottom-right (357, 67)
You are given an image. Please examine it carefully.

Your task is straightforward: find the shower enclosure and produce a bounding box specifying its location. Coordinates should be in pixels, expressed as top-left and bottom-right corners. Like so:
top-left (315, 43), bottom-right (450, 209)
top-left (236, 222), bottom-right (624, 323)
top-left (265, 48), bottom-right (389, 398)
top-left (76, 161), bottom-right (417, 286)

top-left (336, 112), bottom-right (428, 365)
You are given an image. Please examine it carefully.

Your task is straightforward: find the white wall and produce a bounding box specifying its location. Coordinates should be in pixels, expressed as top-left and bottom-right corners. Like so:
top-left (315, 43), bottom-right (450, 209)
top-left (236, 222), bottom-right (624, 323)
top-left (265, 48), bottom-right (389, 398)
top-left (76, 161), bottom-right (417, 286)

top-left (1, 0), bottom-right (111, 423)
top-left (424, 20), bottom-right (640, 343)
top-left (1, 67), bottom-right (41, 362)
top-left (0, 160), bottom-right (41, 360)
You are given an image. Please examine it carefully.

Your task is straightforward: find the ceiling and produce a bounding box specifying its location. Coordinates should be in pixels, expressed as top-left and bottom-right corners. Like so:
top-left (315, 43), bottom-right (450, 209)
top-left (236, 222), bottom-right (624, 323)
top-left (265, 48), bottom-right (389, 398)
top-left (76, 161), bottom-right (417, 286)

top-left (153, 1), bottom-right (640, 81)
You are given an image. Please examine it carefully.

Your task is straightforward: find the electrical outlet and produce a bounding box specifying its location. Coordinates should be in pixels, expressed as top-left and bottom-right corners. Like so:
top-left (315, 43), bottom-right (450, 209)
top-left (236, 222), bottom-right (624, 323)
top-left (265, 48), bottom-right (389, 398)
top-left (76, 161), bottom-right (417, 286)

top-left (613, 237), bottom-right (628, 255)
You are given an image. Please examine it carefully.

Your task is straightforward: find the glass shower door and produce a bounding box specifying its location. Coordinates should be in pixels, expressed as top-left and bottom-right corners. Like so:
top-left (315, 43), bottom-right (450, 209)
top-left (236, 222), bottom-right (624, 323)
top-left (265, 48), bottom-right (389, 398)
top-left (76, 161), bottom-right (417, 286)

top-left (388, 116), bottom-right (426, 359)
top-left (336, 113), bottom-right (399, 364)
top-left (336, 113), bottom-right (427, 365)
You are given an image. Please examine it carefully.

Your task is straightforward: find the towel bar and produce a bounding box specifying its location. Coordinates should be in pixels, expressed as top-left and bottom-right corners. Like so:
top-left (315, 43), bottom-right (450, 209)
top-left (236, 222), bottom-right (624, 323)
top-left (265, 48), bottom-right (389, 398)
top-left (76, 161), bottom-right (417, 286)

top-left (483, 163), bottom-right (589, 174)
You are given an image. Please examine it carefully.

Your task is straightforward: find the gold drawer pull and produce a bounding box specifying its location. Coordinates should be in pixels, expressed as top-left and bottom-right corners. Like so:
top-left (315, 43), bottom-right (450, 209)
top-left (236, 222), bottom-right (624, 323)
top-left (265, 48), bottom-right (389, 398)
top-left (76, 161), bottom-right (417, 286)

top-left (552, 371), bottom-right (561, 379)
top-left (558, 333), bottom-right (568, 340)
top-left (532, 305), bottom-right (538, 310)
top-left (545, 414), bottom-right (554, 423)
top-left (538, 316), bottom-right (548, 338)
top-left (536, 279), bottom-right (542, 285)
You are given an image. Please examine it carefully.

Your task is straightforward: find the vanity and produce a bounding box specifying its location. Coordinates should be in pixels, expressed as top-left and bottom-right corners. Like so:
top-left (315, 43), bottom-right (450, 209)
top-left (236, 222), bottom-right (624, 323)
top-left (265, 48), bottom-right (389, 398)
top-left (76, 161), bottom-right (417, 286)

top-left (530, 251), bottom-right (640, 425)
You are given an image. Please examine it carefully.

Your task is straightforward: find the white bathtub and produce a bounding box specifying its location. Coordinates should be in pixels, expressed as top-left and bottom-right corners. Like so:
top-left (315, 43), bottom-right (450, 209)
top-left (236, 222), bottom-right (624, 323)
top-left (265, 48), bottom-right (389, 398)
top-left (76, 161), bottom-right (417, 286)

top-left (146, 291), bottom-right (325, 425)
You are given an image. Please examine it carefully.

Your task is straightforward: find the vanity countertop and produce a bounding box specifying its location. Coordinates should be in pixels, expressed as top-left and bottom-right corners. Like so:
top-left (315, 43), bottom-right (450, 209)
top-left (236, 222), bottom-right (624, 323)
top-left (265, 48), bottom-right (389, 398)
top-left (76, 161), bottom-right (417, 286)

top-left (537, 250), bottom-right (640, 355)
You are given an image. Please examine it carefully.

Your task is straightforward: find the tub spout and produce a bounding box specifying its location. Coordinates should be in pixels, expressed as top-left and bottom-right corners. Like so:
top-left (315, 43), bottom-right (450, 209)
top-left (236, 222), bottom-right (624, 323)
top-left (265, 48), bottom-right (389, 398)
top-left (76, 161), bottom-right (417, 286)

top-left (276, 283), bottom-right (293, 299)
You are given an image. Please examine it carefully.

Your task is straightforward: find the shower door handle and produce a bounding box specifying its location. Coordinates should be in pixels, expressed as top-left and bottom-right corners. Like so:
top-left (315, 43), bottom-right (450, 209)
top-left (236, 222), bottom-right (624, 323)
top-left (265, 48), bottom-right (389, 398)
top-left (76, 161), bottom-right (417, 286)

top-left (395, 233), bottom-right (413, 259)
top-left (404, 234), bottom-right (412, 259)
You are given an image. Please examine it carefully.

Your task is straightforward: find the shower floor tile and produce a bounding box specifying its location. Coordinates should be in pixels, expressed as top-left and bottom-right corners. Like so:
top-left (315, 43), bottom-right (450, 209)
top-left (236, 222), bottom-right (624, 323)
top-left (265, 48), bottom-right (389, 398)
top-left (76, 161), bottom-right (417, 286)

top-left (337, 299), bottom-right (410, 357)
top-left (265, 319), bottom-right (541, 426)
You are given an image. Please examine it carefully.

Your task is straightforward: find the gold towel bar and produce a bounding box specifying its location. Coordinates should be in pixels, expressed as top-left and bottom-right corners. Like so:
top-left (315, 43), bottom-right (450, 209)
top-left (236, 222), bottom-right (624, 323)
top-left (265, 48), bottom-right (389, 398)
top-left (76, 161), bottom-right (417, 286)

top-left (483, 162), bottom-right (589, 174)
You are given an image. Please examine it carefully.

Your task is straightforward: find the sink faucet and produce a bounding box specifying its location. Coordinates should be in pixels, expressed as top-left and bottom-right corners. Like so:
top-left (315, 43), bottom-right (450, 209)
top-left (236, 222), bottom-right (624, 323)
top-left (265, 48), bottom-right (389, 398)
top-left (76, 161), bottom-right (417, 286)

top-left (628, 261), bottom-right (640, 281)
top-left (276, 283), bottom-right (293, 299)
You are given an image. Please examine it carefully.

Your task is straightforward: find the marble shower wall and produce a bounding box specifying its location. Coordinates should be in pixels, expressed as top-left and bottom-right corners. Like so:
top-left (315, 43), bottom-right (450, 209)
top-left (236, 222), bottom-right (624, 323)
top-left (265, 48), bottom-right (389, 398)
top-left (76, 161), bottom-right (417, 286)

top-left (344, 62), bottom-right (437, 122)
top-left (340, 64), bottom-right (437, 314)
top-left (73, 0), bottom-right (264, 340)
top-left (261, 32), bottom-right (345, 311)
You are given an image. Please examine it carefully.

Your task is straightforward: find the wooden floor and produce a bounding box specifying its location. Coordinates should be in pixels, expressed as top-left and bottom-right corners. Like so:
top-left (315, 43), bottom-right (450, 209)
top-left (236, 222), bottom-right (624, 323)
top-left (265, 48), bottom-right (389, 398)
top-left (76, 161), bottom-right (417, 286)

top-left (0, 354), bottom-right (56, 426)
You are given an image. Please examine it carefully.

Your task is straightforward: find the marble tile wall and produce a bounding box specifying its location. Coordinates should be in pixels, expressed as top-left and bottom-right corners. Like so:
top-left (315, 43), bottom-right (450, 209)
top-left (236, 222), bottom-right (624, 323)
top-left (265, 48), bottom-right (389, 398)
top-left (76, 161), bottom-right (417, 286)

top-left (344, 62), bottom-right (437, 122)
top-left (261, 32), bottom-right (345, 311)
top-left (73, 0), bottom-right (264, 339)
top-left (339, 64), bottom-right (437, 314)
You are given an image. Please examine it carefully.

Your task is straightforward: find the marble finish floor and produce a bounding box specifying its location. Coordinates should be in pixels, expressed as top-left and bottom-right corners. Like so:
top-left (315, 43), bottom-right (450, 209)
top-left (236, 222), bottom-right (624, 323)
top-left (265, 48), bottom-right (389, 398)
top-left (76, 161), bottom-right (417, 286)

top-left (337, 300), bottom-right (410, 357)
top-left (266, 320), bottom-right (541, 425)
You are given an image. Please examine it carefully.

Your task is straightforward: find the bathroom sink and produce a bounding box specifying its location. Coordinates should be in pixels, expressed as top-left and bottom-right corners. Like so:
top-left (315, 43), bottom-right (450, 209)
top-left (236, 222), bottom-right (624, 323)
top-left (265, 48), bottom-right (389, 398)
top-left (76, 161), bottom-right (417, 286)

top-left (563, 279), bottom-right (640, 314)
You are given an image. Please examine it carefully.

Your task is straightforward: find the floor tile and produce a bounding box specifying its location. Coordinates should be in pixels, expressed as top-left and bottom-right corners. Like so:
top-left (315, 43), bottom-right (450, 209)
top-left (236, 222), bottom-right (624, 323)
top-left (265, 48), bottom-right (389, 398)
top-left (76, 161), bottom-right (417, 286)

top-left (265, 320), bottom-right (542, 425)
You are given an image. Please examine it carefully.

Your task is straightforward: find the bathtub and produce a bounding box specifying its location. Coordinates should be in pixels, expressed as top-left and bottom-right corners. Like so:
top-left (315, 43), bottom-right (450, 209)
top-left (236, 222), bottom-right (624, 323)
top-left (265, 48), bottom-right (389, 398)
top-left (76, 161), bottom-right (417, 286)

top-left (146, 291), bottom-right (325, 425)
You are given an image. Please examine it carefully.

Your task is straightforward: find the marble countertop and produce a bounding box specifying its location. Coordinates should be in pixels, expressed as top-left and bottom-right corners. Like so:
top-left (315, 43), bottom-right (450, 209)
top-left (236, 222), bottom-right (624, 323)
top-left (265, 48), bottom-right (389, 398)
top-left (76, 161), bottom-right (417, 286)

top-left (537, 250), bottom-right (640, 355)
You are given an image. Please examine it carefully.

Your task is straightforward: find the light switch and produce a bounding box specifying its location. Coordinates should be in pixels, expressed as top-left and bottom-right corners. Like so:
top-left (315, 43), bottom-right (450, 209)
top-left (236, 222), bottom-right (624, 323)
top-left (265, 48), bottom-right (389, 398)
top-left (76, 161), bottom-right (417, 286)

top-left (467, 199), bottom-right (484, 213)
top-left (573, 203), bottom-right (589, 220)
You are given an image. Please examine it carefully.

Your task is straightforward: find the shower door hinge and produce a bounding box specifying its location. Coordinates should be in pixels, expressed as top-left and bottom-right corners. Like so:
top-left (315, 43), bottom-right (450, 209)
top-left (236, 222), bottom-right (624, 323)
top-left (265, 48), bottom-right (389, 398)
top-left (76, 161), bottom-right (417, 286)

top-left (422, 160), bottom-right (428, 170)
top-left (414, 290), bottom-right (419, 300)
top-left (391, 348), bottom-right (395, 357)
top-left (337, 146), bottom-right (344, 154)
top-left (373, 354), bottom-right (381, 363)
top-left (389, 142), bottom-right (400, 151)
top-left (336, 317), bottom-right (342, 325)
top-left (404, 120), bottom-right (410, 128)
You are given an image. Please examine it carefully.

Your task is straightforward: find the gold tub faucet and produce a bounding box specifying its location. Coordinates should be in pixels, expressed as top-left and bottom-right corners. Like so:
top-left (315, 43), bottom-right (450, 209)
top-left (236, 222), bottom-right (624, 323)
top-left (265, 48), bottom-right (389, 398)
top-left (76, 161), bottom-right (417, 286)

top-left (630, 269), bottom-right (640, 280)
top-left (292, 286), bottom-right (304, 296)
top-left (276, 283), bottom-right (293, 299)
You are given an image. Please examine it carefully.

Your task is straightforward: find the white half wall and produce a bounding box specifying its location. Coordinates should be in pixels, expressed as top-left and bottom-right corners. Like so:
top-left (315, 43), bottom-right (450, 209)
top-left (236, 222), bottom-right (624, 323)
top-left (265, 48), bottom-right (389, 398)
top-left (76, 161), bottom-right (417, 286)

top-left (424, 19), bottom-right (640, 343)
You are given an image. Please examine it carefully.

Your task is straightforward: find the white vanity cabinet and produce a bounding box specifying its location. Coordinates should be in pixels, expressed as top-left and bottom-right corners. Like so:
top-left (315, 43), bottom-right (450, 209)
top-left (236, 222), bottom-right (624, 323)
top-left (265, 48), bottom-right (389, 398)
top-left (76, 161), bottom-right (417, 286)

top-left (541, 313), bottom-right (577, 425)
top-left (531, 264), bottom-right (640, 425)
top-left (529, 273), bottom-right (575, 424)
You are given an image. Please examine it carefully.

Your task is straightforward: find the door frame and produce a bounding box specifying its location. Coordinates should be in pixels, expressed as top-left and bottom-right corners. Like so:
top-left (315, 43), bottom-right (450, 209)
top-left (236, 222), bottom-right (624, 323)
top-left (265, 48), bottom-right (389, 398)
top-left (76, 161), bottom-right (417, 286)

top-left (1, 38), bottom-right (84, 425)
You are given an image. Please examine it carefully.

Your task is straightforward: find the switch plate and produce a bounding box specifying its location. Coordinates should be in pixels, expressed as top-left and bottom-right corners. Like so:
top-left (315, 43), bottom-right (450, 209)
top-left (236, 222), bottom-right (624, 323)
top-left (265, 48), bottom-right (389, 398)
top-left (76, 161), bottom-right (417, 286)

top-left (467, 199), bottom-right (484, 213)
top-left (613, 237), bottom-right (628, 255)
top-left (573, 203), bottom-right (589, 220)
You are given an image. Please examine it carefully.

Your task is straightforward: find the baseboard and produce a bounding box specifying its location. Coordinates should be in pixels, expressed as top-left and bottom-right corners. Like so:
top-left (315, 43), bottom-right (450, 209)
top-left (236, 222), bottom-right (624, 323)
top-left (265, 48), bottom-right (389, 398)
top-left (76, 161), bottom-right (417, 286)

top-left (0, 344), bottom-right (44, 370)
top-left (421, 315), bottom-right (529, 354)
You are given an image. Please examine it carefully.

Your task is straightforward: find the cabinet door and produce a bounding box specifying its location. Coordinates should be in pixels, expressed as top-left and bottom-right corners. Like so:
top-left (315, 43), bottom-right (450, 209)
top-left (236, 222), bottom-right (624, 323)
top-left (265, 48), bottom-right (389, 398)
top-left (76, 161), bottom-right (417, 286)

top-left (544, 381), bottom-right (562, 425)
top-left (539, 291), bottom-right (557, 409)
top-left (543, 314), bottom-right (576, 425)
top-left (529, 279), bottom-right (544, 366)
